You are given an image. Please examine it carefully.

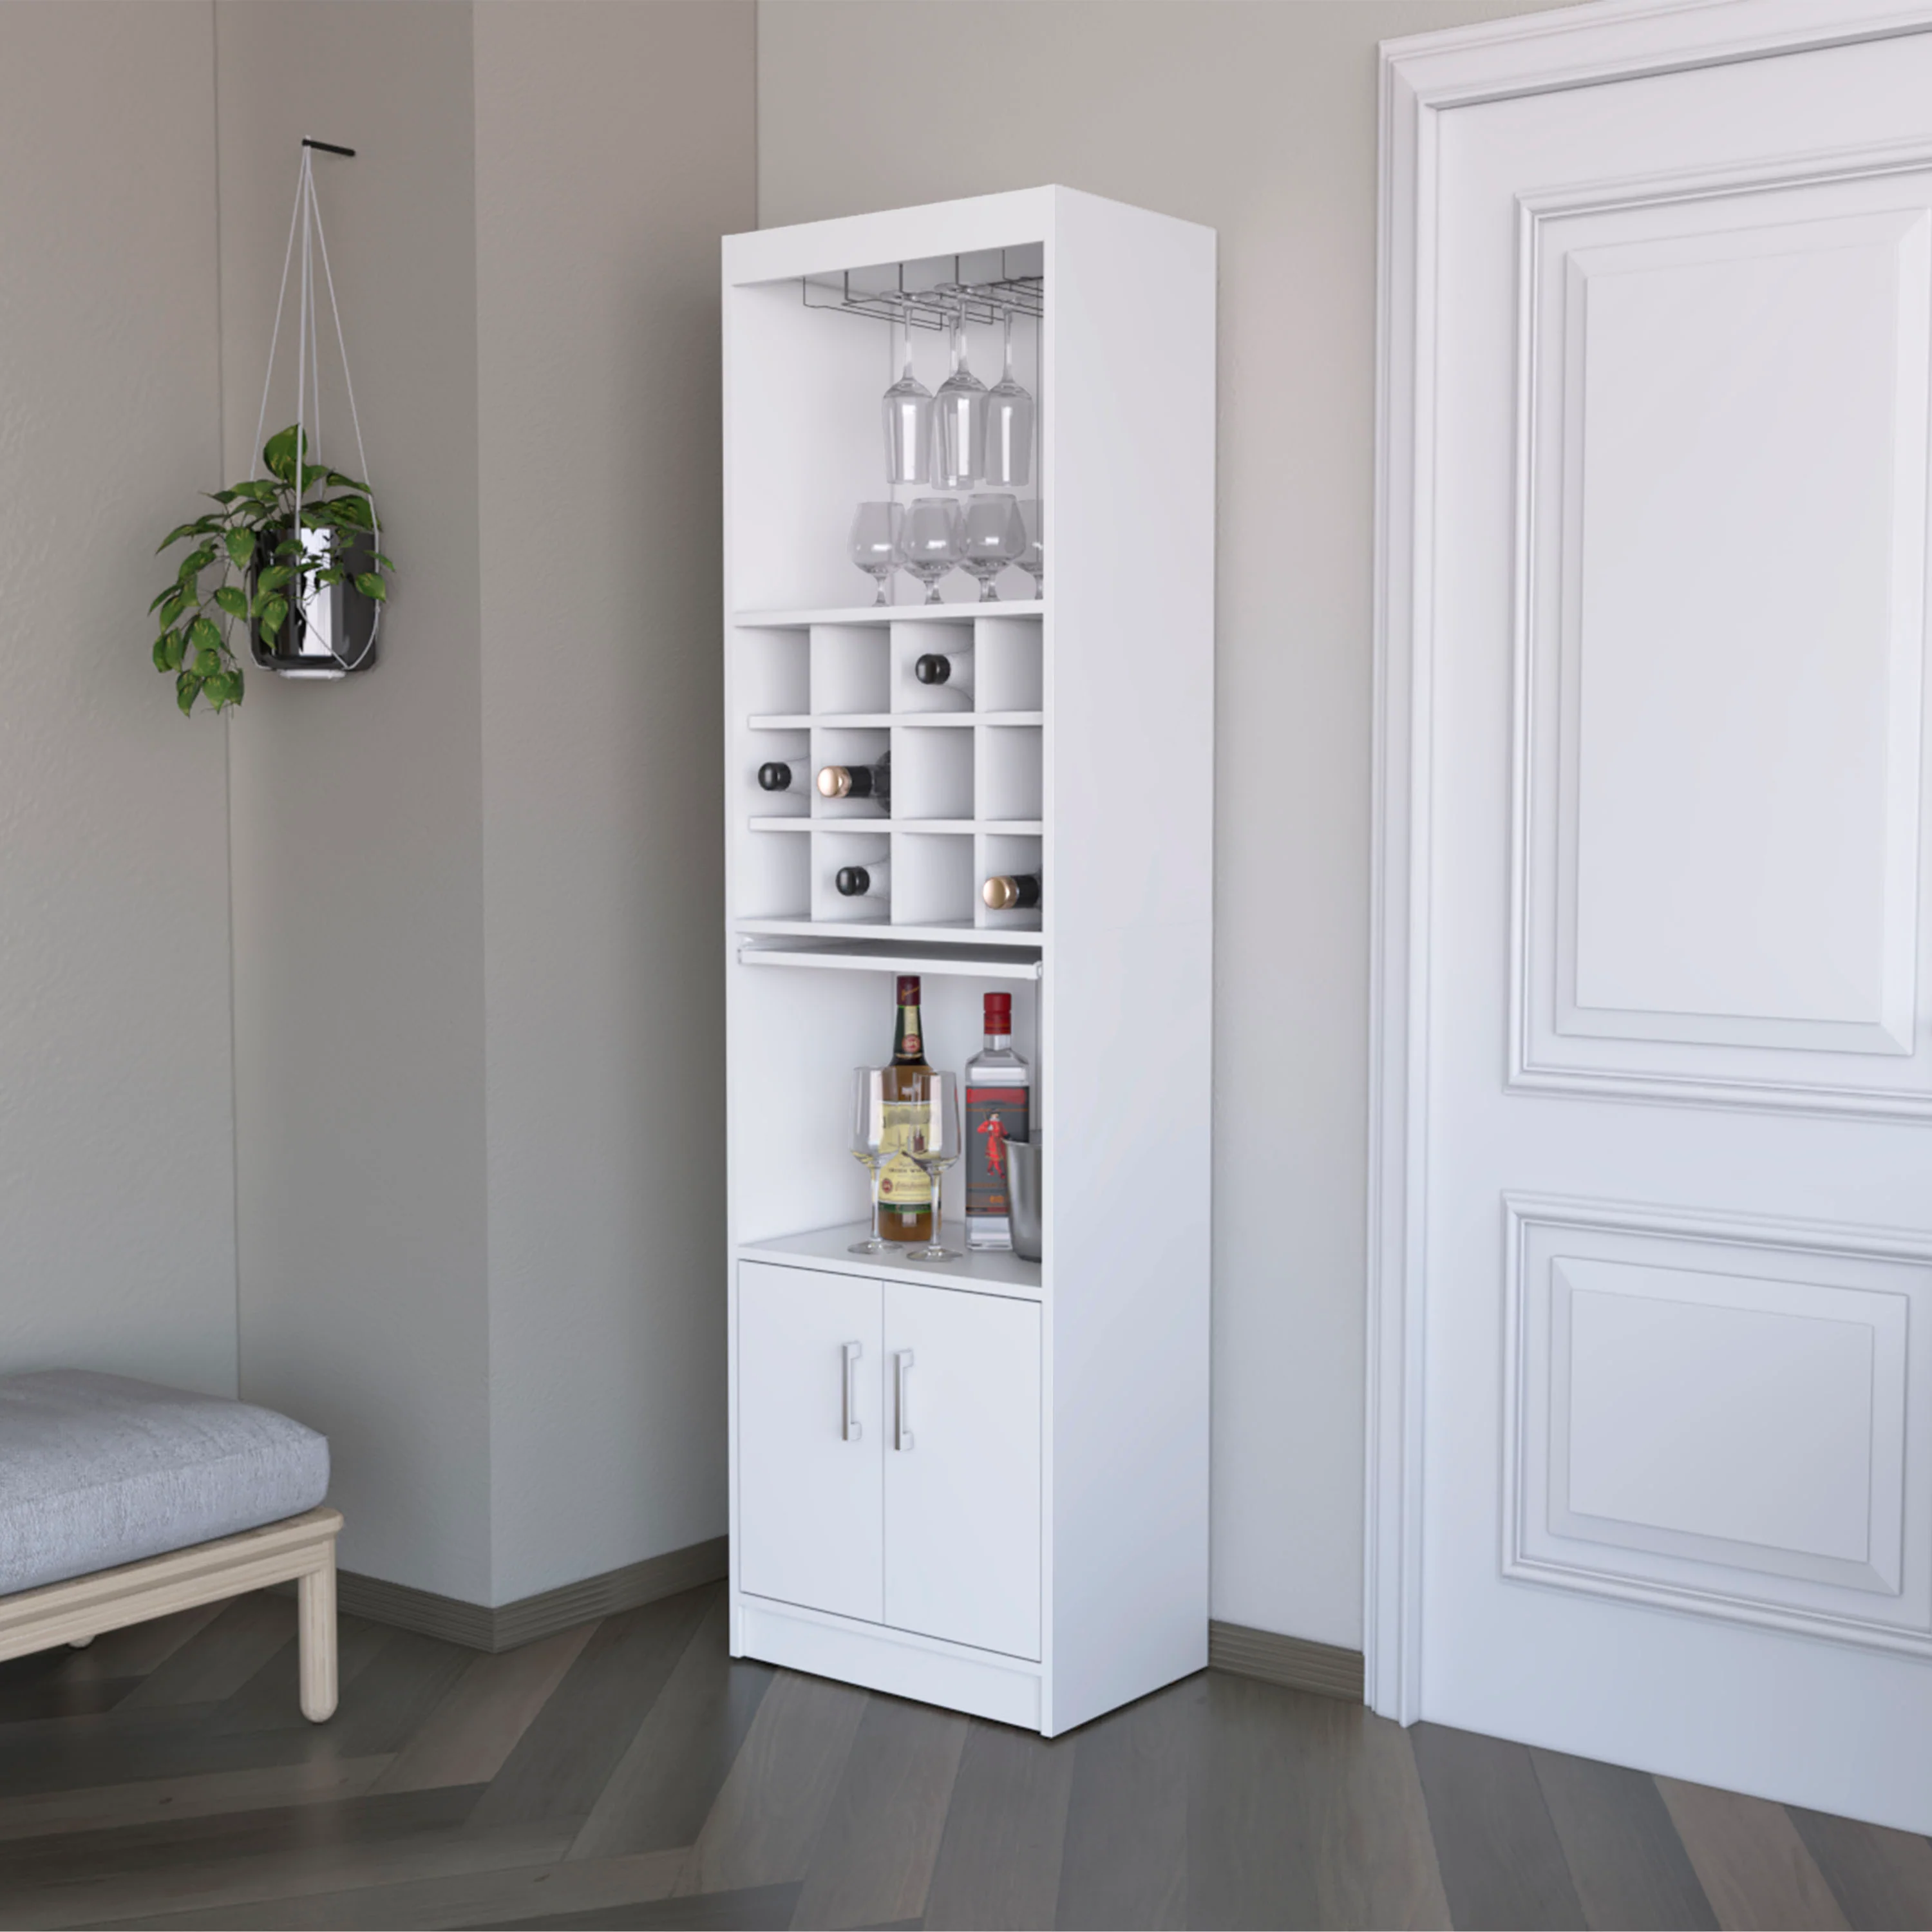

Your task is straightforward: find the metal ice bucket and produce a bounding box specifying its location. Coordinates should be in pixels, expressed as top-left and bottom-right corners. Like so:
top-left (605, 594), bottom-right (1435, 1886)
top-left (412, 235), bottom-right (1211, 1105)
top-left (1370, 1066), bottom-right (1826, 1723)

top-left (1007, 1139), bottom-right (1043, 1262)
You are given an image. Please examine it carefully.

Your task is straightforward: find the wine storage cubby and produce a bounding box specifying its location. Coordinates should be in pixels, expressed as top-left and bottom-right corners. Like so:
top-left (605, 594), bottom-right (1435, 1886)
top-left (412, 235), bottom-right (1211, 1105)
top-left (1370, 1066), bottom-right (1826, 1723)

top-left (723, 188), bottom-right (1213, 1738)
top-left (736, 607), bottom-right (1044, 936)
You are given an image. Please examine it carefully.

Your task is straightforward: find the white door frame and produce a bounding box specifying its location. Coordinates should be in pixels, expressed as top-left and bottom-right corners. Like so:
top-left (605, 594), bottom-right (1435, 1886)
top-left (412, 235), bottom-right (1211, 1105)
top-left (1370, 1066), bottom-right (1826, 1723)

top-left (1366, 0), bottom-right (1932, 1724)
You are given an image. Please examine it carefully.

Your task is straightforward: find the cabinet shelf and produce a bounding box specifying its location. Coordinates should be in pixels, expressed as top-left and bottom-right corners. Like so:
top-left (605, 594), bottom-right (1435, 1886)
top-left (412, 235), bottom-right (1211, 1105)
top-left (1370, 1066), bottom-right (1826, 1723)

top-left (735, 916), bottom-right (1041, 949)
top-left (741, 1222), bottom-right (1043, 1300)
top-left (736, 600), bottom-right (1045, 630)
top-left (745, 818), bottom-right (1041, 836)
top-left (747, 713), bottom-right (1043, 730)
top-left (736, 938), bottom-right (1043, 979)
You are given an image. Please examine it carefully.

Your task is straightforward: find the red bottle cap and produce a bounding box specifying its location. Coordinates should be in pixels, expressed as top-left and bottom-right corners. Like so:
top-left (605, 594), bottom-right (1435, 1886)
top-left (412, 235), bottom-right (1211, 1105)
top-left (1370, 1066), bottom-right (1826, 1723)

top-left (896, 975), bottom-right (921, 1003)
top-left (985, 992), bottom-right (1012, 1030)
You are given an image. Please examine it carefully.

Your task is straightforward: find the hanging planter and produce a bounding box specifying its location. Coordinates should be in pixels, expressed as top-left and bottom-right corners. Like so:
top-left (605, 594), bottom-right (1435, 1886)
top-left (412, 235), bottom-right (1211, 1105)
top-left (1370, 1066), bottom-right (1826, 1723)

top-left (146, 140), bottom-right (390, 714)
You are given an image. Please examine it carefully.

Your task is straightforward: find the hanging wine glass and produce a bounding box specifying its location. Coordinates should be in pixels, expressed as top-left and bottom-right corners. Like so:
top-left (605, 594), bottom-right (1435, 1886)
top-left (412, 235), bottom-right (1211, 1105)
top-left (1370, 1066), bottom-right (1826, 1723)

top-left (882, 314), bottom-right (932, 487)
top-left (983, 309), bottom-right (1034, 489)
top-left (933, 298), bottom-right (987, 489)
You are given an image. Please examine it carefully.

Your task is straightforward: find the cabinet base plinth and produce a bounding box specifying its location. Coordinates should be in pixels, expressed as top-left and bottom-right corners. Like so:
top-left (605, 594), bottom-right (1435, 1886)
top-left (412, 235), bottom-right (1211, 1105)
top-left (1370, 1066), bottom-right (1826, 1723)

top-left (738, 1595), bottom-right (1043, 1732)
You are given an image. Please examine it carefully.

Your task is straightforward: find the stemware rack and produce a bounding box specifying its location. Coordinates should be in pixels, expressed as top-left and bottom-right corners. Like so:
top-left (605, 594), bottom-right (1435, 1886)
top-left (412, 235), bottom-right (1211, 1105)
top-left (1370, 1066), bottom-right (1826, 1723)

top-left (723, 187), bottom-right (1214, 1739)
top-left (802, 246), bottom-right (1044, 330)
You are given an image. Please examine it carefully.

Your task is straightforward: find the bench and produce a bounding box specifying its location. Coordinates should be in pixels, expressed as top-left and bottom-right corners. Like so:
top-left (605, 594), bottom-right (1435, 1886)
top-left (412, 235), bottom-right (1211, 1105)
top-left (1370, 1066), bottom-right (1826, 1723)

top-left (0, 1371), bottom-right (340, 1719)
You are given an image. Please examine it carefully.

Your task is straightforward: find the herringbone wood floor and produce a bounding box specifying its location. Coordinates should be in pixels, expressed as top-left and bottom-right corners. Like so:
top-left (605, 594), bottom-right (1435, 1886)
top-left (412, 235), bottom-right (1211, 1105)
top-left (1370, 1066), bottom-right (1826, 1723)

top-left (0, 1580), bottom-right (1924, 1929)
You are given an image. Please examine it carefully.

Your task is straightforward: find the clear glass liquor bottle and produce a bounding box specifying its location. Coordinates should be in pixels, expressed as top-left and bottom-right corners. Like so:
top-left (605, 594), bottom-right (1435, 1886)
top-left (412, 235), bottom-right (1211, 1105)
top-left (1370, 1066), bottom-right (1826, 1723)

top-left (965, 992), bottom-right (1031, 1250)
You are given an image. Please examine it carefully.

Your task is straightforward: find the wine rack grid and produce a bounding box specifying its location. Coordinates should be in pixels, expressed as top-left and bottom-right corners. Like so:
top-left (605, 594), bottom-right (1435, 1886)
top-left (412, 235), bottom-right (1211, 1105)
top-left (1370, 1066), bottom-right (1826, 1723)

top-left (734, 609), bottom-right (1045, 936)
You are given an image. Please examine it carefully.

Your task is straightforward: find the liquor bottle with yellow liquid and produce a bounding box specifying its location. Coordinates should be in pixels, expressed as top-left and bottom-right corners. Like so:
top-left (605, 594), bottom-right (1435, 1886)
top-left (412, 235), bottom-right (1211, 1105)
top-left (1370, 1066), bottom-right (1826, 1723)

top-left (877, 975), bottom-right (933, 1244)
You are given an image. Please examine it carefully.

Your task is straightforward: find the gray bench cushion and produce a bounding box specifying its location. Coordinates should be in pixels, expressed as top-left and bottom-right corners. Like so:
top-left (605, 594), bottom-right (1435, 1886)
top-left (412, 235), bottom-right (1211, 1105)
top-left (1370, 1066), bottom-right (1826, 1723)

top-left (0, 1371), bottom-right (330, 1596)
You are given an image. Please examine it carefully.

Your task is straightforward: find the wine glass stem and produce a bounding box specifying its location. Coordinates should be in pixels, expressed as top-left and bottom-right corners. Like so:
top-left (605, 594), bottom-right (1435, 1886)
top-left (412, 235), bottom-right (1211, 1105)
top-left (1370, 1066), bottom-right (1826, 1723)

top-left (873, 1164), bottom-right (887, 1246)
top-left (929, 1166), bottom-right (943, 1250)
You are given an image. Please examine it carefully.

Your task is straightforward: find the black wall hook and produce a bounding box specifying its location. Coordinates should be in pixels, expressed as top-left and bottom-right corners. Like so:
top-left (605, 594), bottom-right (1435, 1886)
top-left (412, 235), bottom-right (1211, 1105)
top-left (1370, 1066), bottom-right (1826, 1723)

top-left (302, 138), bottom-right (356, 158)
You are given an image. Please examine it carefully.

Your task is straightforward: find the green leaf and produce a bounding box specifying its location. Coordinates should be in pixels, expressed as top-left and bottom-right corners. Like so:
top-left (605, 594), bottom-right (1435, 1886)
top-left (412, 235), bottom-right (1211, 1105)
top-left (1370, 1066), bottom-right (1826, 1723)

top-left (202, 670), bottom-right (233, 708)
top-left (300, 462), bottom-right (330, 489)
top-left (155, 521), bottom-right (205, 554)
top-left (193, 643), bottom-right (221, 676)
top-left (214, 584), bottom-right (249, 618)
top-left (273, 537), bottom-right (303, 561)
top-left (227, 665), bottom-right (243, 705)
top-left (354, 572), bottom-right (387, 601)
top-left (160, 591), bottom-right (189, 627)
top-left (209, 488), bottom-right (239, 505)
top-left (298, 504), bottom-right (336, 528)
top-left (177, 545), bottom-right (215, 589)
top-left (316, 567), bottom-right (342, 587)
top-left (372, 551), bottom-right (395, 571)
top-left (176, 671), bottom-right (202, 716)
top-left (148, 585), bottom-right (175, 614)
top-left (322, 469), bottom-right (367, 492)
top-left (231, 478), bottom-right (278, 502)
top-left (259, 595), bottom-right (288, 642)
top-left (323, 493), bottom-right (374, 531)
top-left (224, 528), bottom-right (254, 570)
top-left (188, 613), bottom-right (222, 653)
top-left (164, 629), bottom-right (185, 669)
top-left (257, 564), bottom-right (293, 592)
top-left (263, 424), bottom-right (307, 482)
top-left (152, 633), bottom-right (173, 673)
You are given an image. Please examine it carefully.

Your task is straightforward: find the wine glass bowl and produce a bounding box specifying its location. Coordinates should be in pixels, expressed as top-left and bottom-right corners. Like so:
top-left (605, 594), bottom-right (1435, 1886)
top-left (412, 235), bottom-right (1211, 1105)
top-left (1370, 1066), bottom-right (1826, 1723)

top-left (983, 310), bottom-right (1034, 489)
top-left (900, 1070), bottom-right (963, 1262)
top-left (882, 319), bottom-right (933, 487)
top-left (848, 501), bottom-right (902, 607)
top-left (960, 493), bottom-right (1027, 602)
top-left (933, 302), bottom-right (987, 489)
top-left (901, 497), bottom-right (964, 605)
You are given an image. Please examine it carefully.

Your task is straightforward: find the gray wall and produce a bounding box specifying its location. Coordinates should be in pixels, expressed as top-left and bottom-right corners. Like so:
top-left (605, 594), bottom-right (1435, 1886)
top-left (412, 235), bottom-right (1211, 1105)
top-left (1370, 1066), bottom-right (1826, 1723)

top-left (756, 0), bottom-right (1560, 1648)
top-left (475, 0), bottom-right (753, 1604)
top-left (219, 0), bottom-right (753, 1604)
top-left (218, 0), bottom-right (495, 1602)
top-left (0, 1), bottom-right (237, 1396)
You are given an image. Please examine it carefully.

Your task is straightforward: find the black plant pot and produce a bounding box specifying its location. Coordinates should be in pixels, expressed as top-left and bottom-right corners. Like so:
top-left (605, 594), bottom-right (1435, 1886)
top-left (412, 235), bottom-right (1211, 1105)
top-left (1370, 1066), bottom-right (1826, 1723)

top-left (249, 524), bottom-right (380, 679)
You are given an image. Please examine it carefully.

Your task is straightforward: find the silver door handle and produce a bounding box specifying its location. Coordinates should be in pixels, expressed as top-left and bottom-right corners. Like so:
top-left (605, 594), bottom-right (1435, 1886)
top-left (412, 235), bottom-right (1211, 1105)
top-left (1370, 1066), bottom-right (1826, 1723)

top-left (894, 1349), bottom-right (914, 1452)
top-left (842, 1341), bottom-right (863, 1443)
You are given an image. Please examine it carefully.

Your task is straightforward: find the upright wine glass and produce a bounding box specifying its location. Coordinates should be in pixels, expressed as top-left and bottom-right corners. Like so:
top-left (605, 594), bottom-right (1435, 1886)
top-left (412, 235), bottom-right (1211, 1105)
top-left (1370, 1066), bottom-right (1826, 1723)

top-left (960, 493), bottom-right (1027, 601)
top-left (901, 496), bottom-right (963, 603)
top-left (983, 310), bottom-right (1035, 489)
top-left (1017, 500), bottom-right (1045, 600)
top-left (933, 299), bottom-right (987, 489)
top-left (849, 1067), bottom-right (900, 1254)
top-left (848, 502), bottom-right (902, 607)
top-left (901, 1070), bottom-right (963, 1262)
top-left (882, 316), bottom-right (932, 486)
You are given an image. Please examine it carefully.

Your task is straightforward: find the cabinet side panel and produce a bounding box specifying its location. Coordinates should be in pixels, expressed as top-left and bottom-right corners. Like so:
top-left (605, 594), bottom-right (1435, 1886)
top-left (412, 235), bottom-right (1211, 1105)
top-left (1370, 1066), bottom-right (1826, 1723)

top-left (1045, 191), bottom-right (1217, 1730)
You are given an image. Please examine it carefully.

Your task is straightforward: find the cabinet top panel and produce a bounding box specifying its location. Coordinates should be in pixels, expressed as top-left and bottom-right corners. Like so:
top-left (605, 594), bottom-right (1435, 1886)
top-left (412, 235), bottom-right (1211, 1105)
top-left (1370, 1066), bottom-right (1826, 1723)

top-left (722, 185), bottom-right (1213, 287)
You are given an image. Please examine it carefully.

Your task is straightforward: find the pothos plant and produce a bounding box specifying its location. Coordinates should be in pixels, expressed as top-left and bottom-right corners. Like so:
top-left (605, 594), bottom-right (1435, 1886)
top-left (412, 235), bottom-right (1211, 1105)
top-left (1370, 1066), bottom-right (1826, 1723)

top-left (149, 425), bottom-right (390, 715)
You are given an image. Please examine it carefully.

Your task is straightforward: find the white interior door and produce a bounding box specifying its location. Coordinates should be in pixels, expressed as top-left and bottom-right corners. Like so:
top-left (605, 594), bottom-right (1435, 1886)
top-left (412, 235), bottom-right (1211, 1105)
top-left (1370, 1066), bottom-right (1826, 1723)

top-left (1411, 18), bottom-right (1932, 1830)
top-left (737, 1261), bottom-right (882, 1622)
top-left (882, 1282), bottom-right (1041, 1660)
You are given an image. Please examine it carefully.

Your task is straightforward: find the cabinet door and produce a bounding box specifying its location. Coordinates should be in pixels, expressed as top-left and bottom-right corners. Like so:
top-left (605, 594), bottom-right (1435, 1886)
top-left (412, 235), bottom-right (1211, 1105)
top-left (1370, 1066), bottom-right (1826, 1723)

top-left (882, 1283), bottom-right (1042, 1659)
top-left (737, 1262), bottom-right (882, 1622)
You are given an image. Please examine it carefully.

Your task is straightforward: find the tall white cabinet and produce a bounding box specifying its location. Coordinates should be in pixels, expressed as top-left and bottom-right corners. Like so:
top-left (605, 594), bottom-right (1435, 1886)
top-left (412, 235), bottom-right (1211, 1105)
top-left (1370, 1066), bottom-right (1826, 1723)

top-left (723, 188), bottom-right (1214, 1736)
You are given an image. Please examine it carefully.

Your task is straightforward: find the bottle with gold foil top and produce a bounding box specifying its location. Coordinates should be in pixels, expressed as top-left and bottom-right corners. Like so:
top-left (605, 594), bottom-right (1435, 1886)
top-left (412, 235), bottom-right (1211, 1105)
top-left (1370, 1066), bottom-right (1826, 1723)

top-left (877, 975), bottom-right (933, 1243)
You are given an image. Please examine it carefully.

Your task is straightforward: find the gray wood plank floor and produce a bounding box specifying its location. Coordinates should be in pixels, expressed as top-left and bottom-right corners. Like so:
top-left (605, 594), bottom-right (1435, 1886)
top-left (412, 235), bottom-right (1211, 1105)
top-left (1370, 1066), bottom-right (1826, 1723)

top-left (0, 1581), bottom-right (1920, 1929)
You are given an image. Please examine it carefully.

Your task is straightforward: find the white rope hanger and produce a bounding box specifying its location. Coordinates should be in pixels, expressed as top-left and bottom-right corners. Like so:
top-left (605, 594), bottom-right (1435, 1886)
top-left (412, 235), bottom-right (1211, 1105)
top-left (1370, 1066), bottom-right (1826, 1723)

top-left (253, 140), bottom-right (379, 674)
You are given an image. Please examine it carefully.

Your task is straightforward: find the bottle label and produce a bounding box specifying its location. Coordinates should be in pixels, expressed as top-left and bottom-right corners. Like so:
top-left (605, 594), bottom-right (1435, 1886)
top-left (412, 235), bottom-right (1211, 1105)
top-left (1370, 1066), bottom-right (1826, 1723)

top-left (877, 1101), bottom-right (933, 1210)
top-left (965, 1086), bottom-right (1028, 1217)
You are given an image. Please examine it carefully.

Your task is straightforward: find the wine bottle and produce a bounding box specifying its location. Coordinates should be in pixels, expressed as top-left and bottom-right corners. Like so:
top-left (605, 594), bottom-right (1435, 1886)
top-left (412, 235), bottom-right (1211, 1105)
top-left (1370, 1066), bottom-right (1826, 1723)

top-left (965, 992), bottom-right (1030, 1250)
top-left (914, 646), bottom-right (974, 697)
top-left (835, 859), bottom-right (891, 900)
top-left (982, 871), bottom-right (1042, 911)
top-left (756, 761), bottom-right (795, 793)
top-left (878, 975), bottom-right (933, 1243)
top-left (817, 750), bottom-right (891, 804)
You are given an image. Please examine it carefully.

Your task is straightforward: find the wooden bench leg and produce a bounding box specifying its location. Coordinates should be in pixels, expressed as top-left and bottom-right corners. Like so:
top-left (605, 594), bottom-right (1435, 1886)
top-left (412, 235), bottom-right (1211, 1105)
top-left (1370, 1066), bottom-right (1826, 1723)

top-left (298, 1551), bottom-right (337, 1723)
